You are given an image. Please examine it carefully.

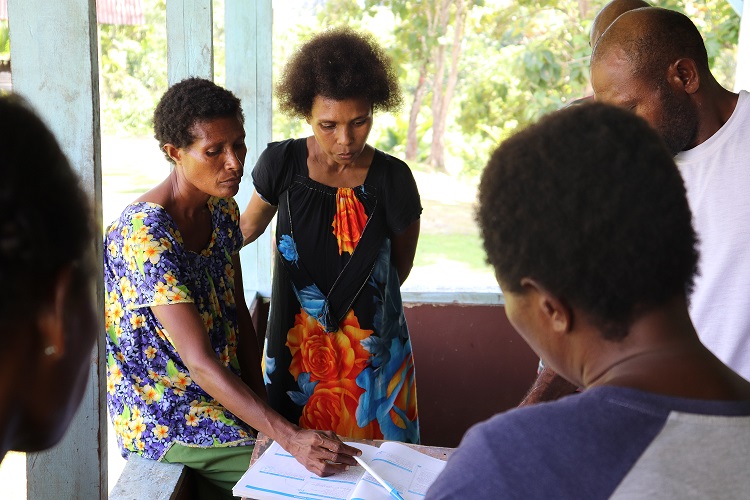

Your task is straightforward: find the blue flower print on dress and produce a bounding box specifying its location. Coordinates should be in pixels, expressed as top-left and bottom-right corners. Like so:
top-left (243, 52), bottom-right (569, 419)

top-left (366, 240), bottom-right (408, 367)
top-left (290, 284), bottom-right (338, 332)
top-left (278, 234), bottom-right (299, 266)
top-left (370, 241), bottom-right (406, 334)
top-left (262, 340), bottom-right (275, 386)
top-left (287, 372), bottom-right (318, 406)
top-left (360, 335), bottom-right (391, 369)
top-left (293, 284), bottom-right (326, 319)
top-left (355, 336), bottom-right (419, 443)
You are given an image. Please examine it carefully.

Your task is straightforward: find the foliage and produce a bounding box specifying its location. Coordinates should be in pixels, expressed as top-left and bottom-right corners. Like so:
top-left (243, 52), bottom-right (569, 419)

top-left (661, 0), bottom-right (739, 88)
top-left (0, 21), bottom-right (9, 55)
top-left (270, 0), bottom-right (400, 146)
top-left (213, 0), bottom-right (227, 87)
top-left (90, 0), bottom-right (744, 164)
top-left (269, 3), bottom-right (323, 141)
top-left (453, 0), bottom-right (739, 175)
top-left (98, 0), bottom-right (168, 136)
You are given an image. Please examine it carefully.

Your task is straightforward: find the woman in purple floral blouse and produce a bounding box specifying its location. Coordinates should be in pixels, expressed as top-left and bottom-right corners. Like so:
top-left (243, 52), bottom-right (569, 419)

top-left (103, 78), bottom-right (360, 499)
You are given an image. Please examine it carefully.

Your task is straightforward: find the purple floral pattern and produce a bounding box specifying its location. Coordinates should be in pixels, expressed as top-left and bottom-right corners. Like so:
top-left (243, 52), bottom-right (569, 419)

top-left (104, 198), bottom-right (253, 460)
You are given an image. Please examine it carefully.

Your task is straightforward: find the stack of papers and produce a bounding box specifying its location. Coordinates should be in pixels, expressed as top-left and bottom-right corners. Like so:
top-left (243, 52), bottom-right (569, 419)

top-left (232, 440), bottom-right (448, 500)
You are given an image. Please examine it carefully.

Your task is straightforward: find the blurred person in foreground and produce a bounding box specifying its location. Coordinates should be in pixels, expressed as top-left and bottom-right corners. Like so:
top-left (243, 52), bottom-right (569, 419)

top-left (425, 103), bottom-right (750, 499)
top-left (240, 28), bottom-right (421, 443)
top-left (0, 95), bottom-right (97, 462)
top-left (104, 78), bottom-right (360, 499)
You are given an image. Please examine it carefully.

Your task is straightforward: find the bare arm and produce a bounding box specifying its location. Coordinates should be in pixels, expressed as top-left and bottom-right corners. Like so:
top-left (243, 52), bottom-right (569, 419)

top-left (240, 190), bottom-right (277, 246)
top-left (150, 302), bottom-right (360, 475)
top-left (391, 218), bottom-right (420, 285)
top-left (518, 366), bottom-right (579, 407)
top-left (233, 254), bottom-right (267, 402)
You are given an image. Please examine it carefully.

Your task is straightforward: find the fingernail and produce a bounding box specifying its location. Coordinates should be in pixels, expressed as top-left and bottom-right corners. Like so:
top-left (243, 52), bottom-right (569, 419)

top-left (344, 466), bottom-right (349, 471)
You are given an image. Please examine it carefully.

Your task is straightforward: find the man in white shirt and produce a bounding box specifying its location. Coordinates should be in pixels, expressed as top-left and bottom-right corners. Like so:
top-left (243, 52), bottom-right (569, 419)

top-left (592, 7), bottom-right (750, 378)
top-left (525, 6), bottom-right (750, 404)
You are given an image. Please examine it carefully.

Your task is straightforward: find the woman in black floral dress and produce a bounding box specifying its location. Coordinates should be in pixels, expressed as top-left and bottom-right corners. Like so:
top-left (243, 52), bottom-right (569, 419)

top-left (241, 28), bottom-right (422, 444)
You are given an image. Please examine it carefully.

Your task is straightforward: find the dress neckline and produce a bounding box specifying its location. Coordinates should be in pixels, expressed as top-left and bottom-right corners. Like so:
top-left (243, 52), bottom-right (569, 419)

top-left (126, 200), bottom-right (218, 257)
top-left (301, 138), bottom-right (377, 190)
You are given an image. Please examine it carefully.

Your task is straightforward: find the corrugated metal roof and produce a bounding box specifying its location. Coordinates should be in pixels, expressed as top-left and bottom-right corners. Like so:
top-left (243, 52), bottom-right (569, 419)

top-left (97, 0), bottom-right (144, 25)
top-left (0, 0), bottom-right (144, 25)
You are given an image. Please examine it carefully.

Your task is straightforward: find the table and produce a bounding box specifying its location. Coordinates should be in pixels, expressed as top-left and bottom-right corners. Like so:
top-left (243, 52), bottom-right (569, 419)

top-left (242, 433), bottom-right (455, 500)
top-left (249, 433), bottom-right (455, 465)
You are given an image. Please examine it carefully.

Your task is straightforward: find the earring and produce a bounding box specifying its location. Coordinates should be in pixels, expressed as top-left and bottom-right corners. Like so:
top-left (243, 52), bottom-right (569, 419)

top-left (44, 345), bottom-right (57, 356)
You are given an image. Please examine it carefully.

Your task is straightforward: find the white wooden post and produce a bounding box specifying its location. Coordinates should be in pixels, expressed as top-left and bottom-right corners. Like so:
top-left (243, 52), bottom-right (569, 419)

top-left (226, 0), bottom-right (273, 297)
top-left (736, 3), bottom-right (749, 91)
top-left (167, 0), bottom-right (214, 85)
top-left (7, 0), bottom-right (106, 498)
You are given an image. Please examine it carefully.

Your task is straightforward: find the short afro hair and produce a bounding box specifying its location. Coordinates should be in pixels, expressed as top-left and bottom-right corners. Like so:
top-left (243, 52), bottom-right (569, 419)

top-left (477, 102), bottom-right (698, 340)
top-left (0, 95), bottom-right (93, 327)
top-left (153, 77), bottom-right (243, 163)
top-left (276, 27), bottom-right (402, 118)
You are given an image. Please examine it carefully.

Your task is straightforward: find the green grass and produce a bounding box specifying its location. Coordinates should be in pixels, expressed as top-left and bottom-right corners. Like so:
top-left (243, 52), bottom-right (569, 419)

top-left (102, 170), bottom-right (163, 192)
top-left (414, 233), bottom-right (492, 271)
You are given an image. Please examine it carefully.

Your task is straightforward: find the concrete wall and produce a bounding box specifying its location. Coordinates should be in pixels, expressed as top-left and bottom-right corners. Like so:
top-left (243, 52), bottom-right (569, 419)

top-left (405, 303), bottom-right (538, 448)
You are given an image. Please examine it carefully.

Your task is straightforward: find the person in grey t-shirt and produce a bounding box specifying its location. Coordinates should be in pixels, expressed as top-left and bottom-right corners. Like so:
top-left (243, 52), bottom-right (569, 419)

top-left (426, 103), bottom-right (750, 500)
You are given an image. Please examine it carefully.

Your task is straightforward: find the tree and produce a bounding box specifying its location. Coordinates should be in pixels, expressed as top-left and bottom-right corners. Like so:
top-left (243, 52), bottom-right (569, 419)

top-left (99, 0), bottom-right (168, 135)
top-left (427, 0), bottom-right (468, 172)
top-left (454, 0), bottom-right (739, 174)
top-left (0, 21), bottom-right (9, 57)
top-left (93, 0), bottom-right (739, 170)
top-left (377, 0), bottom-right (474, 172)
top-left (314, 0), bottom-right (474, 172)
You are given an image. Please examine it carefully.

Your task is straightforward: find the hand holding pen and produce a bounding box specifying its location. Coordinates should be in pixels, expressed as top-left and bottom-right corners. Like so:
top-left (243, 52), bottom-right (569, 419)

top-left (354, 455), bottom-right (406, 500)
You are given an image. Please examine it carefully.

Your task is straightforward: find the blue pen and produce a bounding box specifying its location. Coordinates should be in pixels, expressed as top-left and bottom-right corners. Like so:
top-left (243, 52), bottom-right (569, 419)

top-left (354, 455), bottom-right (406, 500)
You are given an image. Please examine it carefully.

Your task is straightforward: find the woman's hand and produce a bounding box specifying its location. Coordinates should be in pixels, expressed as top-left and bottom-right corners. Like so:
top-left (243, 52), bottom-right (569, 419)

top-left (281, 429), bottom-right (362, 477)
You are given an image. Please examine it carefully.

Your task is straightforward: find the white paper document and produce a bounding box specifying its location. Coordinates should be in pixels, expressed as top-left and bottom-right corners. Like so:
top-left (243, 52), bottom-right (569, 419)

top-left (232, 440), bottom-right (447, 500)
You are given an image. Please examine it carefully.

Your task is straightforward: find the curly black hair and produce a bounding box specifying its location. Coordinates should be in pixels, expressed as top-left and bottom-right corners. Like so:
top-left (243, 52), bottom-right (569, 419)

top-left (276, 27), bottom-right (402, 118)
top-left (477, 103), bottom-right (698, 340)
top-left (0, 95), bottom-right (93, 328)
top-left (592, 7), bottom-right (710, 84)
top-left (153, 77), bottom-right (244, 163)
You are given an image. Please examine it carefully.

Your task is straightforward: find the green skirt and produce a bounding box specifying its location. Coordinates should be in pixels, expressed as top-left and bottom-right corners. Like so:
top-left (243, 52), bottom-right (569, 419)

top-left (161, 442), bottom-right (254, 499)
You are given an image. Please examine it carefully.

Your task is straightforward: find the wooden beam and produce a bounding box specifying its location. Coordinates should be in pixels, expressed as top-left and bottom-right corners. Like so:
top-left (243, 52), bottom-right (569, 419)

top-left (226, 0), bottom-right (273, 297)
top-left (167, 0), bottom-right (214, 85)
top-left (7, 0), bottom-right (106, 498)
top-left (109, 455), bottom-right (191, 500)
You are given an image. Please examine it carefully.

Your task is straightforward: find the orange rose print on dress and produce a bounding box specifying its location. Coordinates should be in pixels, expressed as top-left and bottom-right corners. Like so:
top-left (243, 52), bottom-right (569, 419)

top-left (287, 309), bottom-right (372, 383)
top-left (331, 187), bottom-right (368, 255)
top-left (388, 354), bottom-right (418, 428)
top-left (299, 379), bottom-right (382, 439)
